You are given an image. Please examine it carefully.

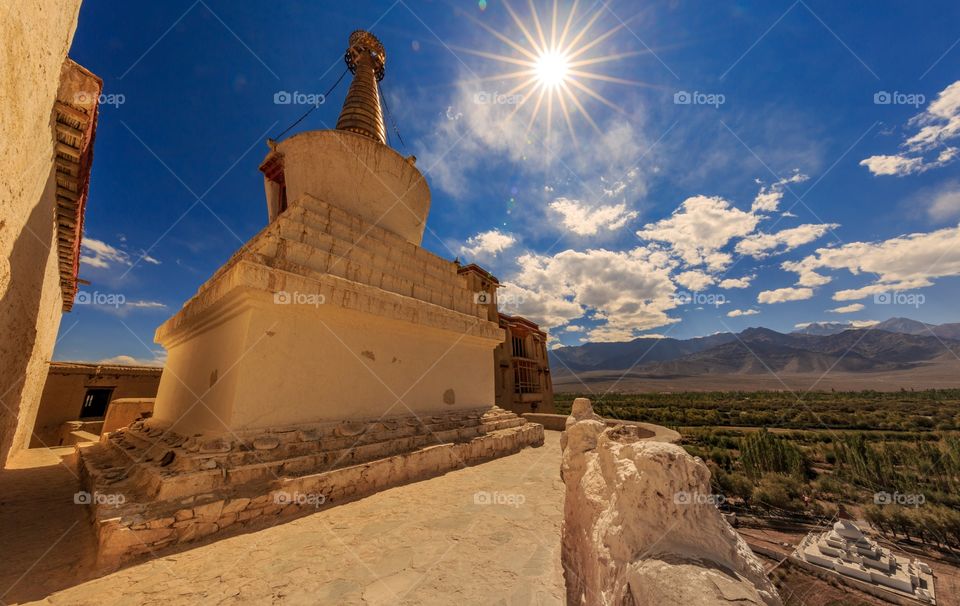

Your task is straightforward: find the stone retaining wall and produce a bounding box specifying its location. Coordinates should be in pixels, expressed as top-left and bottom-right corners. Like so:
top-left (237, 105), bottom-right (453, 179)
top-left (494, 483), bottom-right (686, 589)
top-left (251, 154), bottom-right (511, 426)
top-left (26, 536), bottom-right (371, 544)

top-left (83, 422), bottom-right (543, 568)
top-left (522, 412), bottom-right (680, 442)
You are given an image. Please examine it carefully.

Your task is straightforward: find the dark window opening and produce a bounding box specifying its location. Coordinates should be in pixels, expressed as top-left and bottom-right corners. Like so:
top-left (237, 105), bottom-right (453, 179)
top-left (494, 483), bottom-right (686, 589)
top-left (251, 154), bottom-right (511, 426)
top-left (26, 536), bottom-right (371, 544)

top-left (511, 335), bottom-right (526, 358)
top-left (277, 180), bottom-right (287, 214)
top-left (80, 388), bottom-right (113, 419)
top-left (261, 156), bottom-right (287, 216)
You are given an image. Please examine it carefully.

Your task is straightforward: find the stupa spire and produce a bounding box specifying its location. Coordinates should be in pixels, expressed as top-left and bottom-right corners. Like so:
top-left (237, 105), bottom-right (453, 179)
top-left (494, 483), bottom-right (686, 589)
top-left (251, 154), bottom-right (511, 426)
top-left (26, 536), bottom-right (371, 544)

top-left (336, 30), bottom-right (387, 145)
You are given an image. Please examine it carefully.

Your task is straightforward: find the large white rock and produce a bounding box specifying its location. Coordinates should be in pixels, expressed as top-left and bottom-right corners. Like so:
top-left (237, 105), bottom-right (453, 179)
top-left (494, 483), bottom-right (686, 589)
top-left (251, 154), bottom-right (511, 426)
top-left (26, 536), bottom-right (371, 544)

top-left (560, 398), bottom-right (782, 606)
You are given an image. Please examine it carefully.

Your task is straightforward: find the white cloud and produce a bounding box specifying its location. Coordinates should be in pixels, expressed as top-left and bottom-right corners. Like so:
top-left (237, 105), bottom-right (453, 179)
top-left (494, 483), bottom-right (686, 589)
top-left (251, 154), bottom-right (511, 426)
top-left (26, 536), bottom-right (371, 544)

top-left (718, 276), bottom-right (753, 289)
top-left (637, 195), bottom-right (759, 270)
top-left (98, 352), bottom-right (166, 367)
top-left (564, 325), bottom-right (585, 332)
top-left (757, 287), bottom-right (814, 304)
top-left (927, 181), bottom-right (960, 222)
top-left (751, 171), bottom-right (809, 213)
top-left (459, 229), bottom-right (517, 260)
top-left (735, 223), bottom-right (837, 258)
top-left (497, 282), bottom-right (583, 328)
top-left (752, 191), bottom-right (782, 214)
top-left (586, 325), bottom-right (643, 343)
top-left (828, 303), bottom-right (864, 314)
top-left (861, 80), bottom-right (960, 176)
top-left (781, 257), bottom-right (833, 287)
top-left (504, 246), bottom-right (680, 336)
top-left (549, 197), bottom-right (638, 236)
top-left (80, 238), bottom-right (130, 269)
top-left (785, 225), bottom-right (960, 300)
top-left (674, 270), bottom-right (715, 291)
top-left (832, 278), bottom-right (933, 301)
top-left (635, 181), bottom-right (817, 278)
top-left (727, 308), bottom-right (760, 317)
top-left (859, 154), bottom-right (925, 176)
top-left (80, 237), bottom-right (160, 270)
top-left (906, 82), bottom-right (960, 151)
top-left (126, 300), bottom-right (167, 309)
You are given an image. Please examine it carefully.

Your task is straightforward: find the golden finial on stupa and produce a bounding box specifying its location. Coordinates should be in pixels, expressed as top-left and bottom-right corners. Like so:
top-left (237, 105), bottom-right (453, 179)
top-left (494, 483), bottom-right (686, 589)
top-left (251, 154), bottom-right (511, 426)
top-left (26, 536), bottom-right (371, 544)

top-left (335, 30), bottom-right (388, 145)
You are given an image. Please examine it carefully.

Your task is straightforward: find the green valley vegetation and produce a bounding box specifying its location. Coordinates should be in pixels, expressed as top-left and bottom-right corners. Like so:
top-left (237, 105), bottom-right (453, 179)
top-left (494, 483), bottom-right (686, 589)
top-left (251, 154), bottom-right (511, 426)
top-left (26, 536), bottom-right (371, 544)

top-left (555, 390), bottom-right (960, 431)
top-left (556, 391), bottom-right (960, 551)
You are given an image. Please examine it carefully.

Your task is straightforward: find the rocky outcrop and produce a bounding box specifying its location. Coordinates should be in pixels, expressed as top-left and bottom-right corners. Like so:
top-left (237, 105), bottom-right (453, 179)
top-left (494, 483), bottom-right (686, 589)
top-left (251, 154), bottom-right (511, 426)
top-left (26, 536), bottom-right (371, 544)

top-left (560, 398), bottom-right (782, 606)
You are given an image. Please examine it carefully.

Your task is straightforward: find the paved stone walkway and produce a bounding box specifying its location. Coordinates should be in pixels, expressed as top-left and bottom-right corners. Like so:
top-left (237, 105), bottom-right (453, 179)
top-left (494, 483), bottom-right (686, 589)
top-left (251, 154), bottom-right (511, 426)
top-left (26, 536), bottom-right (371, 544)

top-left (0, 447), bottom-right (99, 605)
top-left (2, 433), bottom-right (564, 605)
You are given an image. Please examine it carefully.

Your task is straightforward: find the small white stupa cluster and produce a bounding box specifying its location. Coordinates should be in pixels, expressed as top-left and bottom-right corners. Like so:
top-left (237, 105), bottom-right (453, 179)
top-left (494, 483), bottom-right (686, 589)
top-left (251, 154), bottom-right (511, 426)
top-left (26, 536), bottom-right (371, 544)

top-left (794, 517), bottom-right (936, 604)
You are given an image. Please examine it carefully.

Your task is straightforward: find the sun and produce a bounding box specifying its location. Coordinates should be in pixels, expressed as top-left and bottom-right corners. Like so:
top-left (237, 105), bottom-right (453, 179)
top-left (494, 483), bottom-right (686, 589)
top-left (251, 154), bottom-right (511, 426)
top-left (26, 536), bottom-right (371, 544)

top-left (535, 50), bottom-right (569, 88)
top-left (456, 1), bottom-right (649, 140)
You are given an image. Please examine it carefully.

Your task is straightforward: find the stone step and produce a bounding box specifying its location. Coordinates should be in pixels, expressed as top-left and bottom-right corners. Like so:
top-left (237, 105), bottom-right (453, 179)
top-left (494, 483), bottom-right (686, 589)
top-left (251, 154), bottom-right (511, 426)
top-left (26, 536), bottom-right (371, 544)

top-left (95, 421), bottom-right (493, 503)
top-left (82, 422), bottom-right (545, 568)
top-left (482, 418), bottom-right (527, 432)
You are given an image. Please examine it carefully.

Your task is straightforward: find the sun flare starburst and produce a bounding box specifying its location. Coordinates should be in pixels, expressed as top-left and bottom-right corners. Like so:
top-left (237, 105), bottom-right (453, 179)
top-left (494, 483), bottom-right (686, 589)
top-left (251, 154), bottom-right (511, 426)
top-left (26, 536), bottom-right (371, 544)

top-left (459, 1), bottom-right (648, 141)
top-left (535, 50), bottom-right (569, 88)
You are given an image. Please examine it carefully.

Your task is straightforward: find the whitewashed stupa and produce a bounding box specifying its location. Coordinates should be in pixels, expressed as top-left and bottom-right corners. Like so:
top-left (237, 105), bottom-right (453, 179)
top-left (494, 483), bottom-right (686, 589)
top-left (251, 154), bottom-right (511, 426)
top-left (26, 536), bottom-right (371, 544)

top-left (78, 30), bottom-right (543, 567)
top-left (794, 515), bottom-right (936, 604)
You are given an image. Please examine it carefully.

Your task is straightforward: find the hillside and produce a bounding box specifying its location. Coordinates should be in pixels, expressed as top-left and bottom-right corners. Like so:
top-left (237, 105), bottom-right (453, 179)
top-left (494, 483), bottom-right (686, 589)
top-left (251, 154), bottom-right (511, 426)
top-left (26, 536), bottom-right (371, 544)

top-left (550, 318), bottom-right (960, 380)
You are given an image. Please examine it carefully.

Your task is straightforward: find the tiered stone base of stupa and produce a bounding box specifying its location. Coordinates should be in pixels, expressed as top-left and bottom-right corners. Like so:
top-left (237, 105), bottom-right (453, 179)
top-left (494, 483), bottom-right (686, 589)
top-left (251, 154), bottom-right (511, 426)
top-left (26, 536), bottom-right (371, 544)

top-left (78, 406), bottom-right (541, 568)
top-left (77, 190), bottom-right (544, 567)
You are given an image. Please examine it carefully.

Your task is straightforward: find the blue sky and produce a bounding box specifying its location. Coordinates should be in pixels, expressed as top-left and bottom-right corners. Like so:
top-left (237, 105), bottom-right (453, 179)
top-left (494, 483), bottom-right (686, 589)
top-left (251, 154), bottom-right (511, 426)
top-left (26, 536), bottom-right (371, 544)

top-left (58, 0), bottom-right (960, 363)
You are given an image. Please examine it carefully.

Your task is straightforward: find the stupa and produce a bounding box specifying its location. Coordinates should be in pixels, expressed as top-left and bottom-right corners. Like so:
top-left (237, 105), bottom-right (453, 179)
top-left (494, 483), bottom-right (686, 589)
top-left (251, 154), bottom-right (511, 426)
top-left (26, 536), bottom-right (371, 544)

top-left (77, 30), bottom-right (543, 567)
top-left (793, 510), bottom-right (936, 604)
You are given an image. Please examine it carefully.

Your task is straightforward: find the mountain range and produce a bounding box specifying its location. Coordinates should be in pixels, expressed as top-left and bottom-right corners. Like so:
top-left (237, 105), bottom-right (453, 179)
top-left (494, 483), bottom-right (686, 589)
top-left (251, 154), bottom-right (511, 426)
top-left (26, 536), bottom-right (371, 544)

top-left (793, 317), bottom-right (960, 339)
top-left (549, 317), bottom-right (960, 377)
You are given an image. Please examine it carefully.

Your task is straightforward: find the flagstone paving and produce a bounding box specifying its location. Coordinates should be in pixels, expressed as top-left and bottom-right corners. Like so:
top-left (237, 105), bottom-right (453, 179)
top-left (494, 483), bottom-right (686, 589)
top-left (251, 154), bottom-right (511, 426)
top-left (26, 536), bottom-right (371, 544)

top-left (1, 433), bottom-right (564, 605)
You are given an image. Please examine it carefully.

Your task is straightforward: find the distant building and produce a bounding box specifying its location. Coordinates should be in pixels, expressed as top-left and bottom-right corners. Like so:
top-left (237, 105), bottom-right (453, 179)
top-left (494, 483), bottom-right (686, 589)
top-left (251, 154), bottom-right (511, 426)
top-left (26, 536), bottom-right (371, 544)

top-left (457, 264), bottom-right (554, 414)
top-left (793, 515), bottom-right (936, 604)
top-left (30, 362), bottom-right (161, 447)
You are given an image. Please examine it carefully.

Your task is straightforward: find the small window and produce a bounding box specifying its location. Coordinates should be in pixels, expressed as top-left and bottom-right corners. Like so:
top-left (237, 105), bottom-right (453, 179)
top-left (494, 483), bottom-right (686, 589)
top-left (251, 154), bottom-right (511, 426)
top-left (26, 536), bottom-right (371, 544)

top-left (80, 388), bottom-right (113, 419)
top-left (511, 335), bottom-right (526, 358)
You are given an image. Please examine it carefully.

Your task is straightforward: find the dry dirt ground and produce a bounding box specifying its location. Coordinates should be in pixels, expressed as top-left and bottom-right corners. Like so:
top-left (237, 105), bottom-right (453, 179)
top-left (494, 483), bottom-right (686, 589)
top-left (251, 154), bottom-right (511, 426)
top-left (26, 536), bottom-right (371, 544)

top-left (0, 434), bottom-right (565, 605)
